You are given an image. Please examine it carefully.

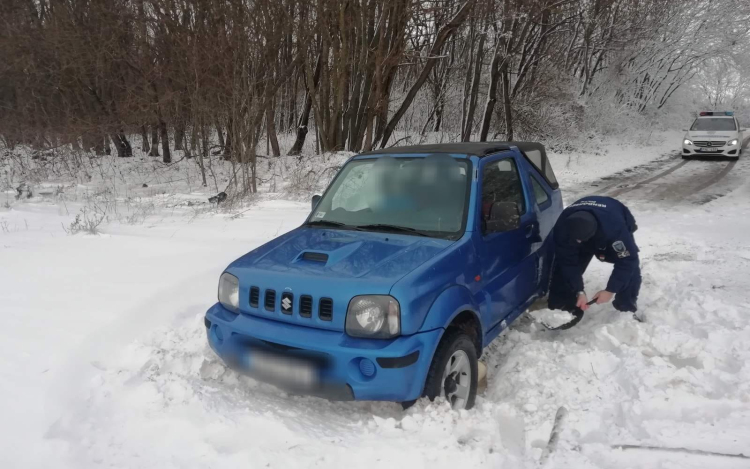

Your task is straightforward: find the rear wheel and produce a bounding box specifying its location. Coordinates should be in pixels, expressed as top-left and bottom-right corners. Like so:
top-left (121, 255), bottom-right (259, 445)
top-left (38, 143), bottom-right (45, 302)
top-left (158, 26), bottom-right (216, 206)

top-left (423, 329), bottom-right (478, 410)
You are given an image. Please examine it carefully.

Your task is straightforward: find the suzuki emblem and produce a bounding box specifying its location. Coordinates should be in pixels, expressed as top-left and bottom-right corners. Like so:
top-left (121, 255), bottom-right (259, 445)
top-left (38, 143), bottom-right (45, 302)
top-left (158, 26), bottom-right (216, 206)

top-left (281, 297), bottom-right (292, 310)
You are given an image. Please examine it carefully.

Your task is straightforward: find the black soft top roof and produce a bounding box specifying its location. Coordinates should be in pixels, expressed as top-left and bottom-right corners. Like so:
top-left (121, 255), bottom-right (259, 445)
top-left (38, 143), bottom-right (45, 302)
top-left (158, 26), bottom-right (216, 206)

top-left (359, 142), bottom-right (513, 157)
top-left (359, 141), bottom-right (559, 189)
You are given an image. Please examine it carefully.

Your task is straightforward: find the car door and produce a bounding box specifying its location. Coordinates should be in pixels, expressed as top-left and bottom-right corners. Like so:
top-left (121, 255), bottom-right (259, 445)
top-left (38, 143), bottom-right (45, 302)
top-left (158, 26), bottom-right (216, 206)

top-left (525, 169), bottom-right (556, 289)
top-left (477, 154), bottom-right (539, 328)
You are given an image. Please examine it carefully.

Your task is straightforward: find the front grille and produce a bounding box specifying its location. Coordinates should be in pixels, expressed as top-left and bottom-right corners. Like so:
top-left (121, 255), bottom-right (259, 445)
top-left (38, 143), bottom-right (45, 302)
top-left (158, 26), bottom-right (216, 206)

top-left (264, 289), bottom-right (276, 311)
top-left (249, 287), bottom-right (260, 308)
top-left (319, 298), bottom-right (333, 321)
top-left (253, 289), bottom-right (333, 321)
top-left (693, 141), bottom-right (726, 147)
top-left (300, 295), bottom-right (313, 318)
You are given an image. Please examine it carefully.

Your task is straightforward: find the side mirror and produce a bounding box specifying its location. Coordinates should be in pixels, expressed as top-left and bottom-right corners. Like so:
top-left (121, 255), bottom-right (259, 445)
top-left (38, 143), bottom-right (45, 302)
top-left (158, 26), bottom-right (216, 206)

top-left (311, 194), bottom-right (321, 211)
top-left (485, 201), bottom-right (520, 233)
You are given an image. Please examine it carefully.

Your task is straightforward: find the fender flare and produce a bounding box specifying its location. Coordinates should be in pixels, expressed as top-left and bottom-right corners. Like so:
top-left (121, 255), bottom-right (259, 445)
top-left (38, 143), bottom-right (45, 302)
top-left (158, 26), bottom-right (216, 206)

top-left (419, 284), bottom-right (483, 348)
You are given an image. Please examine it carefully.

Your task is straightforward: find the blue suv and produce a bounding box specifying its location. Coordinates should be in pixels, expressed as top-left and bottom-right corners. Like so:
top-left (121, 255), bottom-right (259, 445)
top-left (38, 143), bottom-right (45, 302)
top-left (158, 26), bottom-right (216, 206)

top-left (205, 142), bottom-right (562, 409)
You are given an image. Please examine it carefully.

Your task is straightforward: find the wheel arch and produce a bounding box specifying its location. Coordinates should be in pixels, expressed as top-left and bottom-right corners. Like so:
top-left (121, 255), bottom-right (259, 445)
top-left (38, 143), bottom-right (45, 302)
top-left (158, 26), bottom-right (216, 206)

top-left (446, 310), bottom-right (483, 358)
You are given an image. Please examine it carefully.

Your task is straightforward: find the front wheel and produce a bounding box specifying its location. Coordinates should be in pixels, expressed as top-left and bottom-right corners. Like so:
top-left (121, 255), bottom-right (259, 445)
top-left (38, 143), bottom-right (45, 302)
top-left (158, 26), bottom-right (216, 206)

top-left (423, 329), bottom-right (478, 410)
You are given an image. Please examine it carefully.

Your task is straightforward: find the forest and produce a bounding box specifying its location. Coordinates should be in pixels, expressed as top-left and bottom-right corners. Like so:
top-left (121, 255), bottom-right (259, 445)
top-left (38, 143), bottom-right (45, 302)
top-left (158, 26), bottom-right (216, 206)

top-left (1, 0), bottom-right (749, 194)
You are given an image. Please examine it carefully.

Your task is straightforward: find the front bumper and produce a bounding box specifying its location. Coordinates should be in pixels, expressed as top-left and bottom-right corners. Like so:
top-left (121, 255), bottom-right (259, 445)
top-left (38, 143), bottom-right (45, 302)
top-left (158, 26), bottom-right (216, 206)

top-left (682, 142), bottom-right (739, 156)
top-left (204, 303), bottom-right (442, 402)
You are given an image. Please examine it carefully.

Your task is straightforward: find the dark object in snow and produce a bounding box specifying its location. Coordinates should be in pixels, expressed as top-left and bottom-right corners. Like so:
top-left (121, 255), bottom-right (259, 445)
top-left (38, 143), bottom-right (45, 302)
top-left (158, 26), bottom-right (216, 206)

top-left (209, 192), bottom-right (227, 204)
top-left (142, 183), bottom-right (148, 188)
top-left (540, 407), bottom-right (568, 465)
top-left (15, 183), bottom-right (32, 200)
top-left (610, 444), bottom-right (750, 460)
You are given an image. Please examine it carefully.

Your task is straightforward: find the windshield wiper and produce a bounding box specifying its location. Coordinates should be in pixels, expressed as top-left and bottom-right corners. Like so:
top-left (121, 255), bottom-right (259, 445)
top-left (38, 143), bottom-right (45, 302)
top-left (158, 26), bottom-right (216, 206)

top-left (354, 224), bottom-right (431, 237)
top-left (305, 220), bottom-right (348, 228)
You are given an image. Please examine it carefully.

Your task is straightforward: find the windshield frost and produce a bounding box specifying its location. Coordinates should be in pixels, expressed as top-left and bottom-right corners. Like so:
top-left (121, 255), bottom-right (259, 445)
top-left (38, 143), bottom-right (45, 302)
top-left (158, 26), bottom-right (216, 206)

top-left (310, 155), bottom-right (470, 238)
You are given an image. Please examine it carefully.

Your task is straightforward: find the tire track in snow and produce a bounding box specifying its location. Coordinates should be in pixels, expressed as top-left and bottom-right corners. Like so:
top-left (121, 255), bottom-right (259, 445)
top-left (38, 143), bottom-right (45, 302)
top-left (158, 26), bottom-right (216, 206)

top-left (562, 153), bottom-right (682, 203)
top-left (691, 160), bottom-right (737, 194)
top-left (681, 135), bottom-right (750, 203)
top-left (605, 159), bottom-right (690, 198)
top-left (596, 136), bottom-right (750, 203)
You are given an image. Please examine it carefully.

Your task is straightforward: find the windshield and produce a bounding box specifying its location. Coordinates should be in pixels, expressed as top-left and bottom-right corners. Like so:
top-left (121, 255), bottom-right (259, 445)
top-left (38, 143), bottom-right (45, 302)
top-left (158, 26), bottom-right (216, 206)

top-left (691, 118), bottom-right (736, 131)
top-left (308, 154), bottom-right (471, 239)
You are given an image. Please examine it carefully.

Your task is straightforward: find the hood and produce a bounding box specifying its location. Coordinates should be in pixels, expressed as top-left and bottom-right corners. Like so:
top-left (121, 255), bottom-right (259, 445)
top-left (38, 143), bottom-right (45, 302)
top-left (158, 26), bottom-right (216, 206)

top-left (686, 130), bottom-right (738, 139)
top-left (232, 227), bottom-right (453, 280)
top-left (226, 227), bottom-right (455, 332)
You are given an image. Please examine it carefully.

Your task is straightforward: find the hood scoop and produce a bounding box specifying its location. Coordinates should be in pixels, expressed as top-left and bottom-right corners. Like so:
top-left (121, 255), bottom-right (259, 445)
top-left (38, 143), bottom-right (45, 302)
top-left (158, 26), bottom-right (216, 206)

top-left (299, 251), bottom-right (329, 263)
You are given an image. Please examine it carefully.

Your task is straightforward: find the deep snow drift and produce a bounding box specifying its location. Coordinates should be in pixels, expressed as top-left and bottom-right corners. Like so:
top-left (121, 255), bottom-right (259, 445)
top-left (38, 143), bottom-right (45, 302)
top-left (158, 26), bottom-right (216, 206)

top-left (1, 132), bottom-right (749, 468)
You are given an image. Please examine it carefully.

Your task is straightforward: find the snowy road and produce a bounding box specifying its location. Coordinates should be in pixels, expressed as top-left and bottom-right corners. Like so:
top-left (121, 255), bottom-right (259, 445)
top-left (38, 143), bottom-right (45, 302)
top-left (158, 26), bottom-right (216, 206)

top-left (579, 136), bottom-right (750, 205)
top-left (2, 140), bottom-right (750, 469)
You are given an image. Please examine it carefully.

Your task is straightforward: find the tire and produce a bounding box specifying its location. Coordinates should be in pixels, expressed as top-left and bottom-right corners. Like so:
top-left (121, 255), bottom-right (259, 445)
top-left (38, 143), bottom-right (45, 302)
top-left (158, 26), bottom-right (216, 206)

top-left (400, 399), bottom-right (416, 410)
top-left (422, 328), bottom-right (478, 410)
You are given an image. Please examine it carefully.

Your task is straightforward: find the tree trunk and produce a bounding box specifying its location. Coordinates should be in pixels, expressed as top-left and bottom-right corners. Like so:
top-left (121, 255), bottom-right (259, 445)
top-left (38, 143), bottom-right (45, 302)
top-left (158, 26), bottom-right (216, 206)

top-left (461, 23), bottom-right (476, 142)
top-left (216, 122), bottom-right (225, 153)
top-left (480, 45), bottom-right (502, 142)
top-left (199, 126), bottom-right (208, 187)
top-left (110, 135), bottom-right (124, 157)
top-left (267, 103), bottom-right (281, 157)
top-left (434, 97), bottom-right (445, 132)
top-left (110, 133), bottom-right (133, 157)
top-left (140, 125), bottom-right (150, 153)
top-left (462, 24), bottom-right (487, 142)
top-left (225, 117), bottom-right (233, 159)
top-left (83, 133), bottom-right (97, 153)
top-left (188, 124), bottom-right (198, 158)
top-left (149, 124), bottom-right (159, 156)
top-left (378, 0), bottom-right (474, 148)
top-left (94, 135), bottom-right (107, 156)
top-left (289, 52), bottom-right (322, 156)
top-left (174, 122), bottom-right (185, 151)
top-left (160, 120), bottom-right (171, 163)
top-left (501, 62), bottom-right (513, 141)
top-left (289, 94), bottom-right (313, 155)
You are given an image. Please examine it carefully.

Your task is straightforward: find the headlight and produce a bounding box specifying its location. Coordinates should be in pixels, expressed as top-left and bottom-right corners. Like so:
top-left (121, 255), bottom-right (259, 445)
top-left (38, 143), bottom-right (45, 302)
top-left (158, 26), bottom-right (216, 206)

top-left (345, 295), bottom-right (400, 338)
top-left (218, 272), bottom-right (239, 311)
top-left (683, 139), bottom-right (693, 146)
top-left (728, 139), bottom-right (738, 146)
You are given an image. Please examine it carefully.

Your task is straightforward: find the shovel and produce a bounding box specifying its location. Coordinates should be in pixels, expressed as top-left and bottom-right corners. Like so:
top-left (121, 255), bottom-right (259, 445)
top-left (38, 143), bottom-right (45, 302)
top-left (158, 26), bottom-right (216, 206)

top-left (540, 298), bottom-right (597, 331)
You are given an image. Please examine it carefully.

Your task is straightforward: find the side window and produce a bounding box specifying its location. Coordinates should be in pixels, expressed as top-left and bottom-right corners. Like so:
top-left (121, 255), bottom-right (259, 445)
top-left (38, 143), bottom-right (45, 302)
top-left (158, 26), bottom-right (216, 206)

top-left (530, 176), bottom-right (549, 205)
top-left (481, 158), bottom-right (525, 221)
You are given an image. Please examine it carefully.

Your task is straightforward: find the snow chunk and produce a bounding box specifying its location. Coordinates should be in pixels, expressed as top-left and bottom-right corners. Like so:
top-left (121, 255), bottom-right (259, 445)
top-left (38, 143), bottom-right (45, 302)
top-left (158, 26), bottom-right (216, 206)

top-left (531, 309), bottom-right (575, 328)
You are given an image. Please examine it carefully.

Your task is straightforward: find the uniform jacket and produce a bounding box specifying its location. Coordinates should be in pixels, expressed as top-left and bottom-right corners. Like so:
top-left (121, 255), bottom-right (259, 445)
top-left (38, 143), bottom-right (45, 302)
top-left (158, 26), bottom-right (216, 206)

top-left (553, 196), bottom-right (639, 294)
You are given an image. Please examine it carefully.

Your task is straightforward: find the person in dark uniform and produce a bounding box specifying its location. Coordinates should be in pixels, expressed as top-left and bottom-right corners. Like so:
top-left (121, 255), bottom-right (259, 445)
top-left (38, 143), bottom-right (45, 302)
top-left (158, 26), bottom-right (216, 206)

top-left (548, 196), bottom-right (641, 316)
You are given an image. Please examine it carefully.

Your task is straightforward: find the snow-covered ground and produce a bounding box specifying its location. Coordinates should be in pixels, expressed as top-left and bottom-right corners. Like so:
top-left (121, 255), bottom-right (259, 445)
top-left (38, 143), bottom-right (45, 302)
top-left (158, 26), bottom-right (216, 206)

top-left (2, 132), bottom-right (749, 468)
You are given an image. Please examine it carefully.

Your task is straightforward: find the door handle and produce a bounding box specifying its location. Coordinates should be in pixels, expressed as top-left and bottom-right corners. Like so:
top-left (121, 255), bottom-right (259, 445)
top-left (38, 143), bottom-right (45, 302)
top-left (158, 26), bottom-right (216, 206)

top-left (525, 222), bottom-right (542, 242)
top-left (525, 223), bottom-right (535, 238)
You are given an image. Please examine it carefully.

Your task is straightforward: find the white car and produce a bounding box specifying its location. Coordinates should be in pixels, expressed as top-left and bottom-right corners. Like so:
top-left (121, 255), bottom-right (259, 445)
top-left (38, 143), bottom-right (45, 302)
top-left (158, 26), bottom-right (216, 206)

top-left (682, 112), bottom-right (746, 160)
